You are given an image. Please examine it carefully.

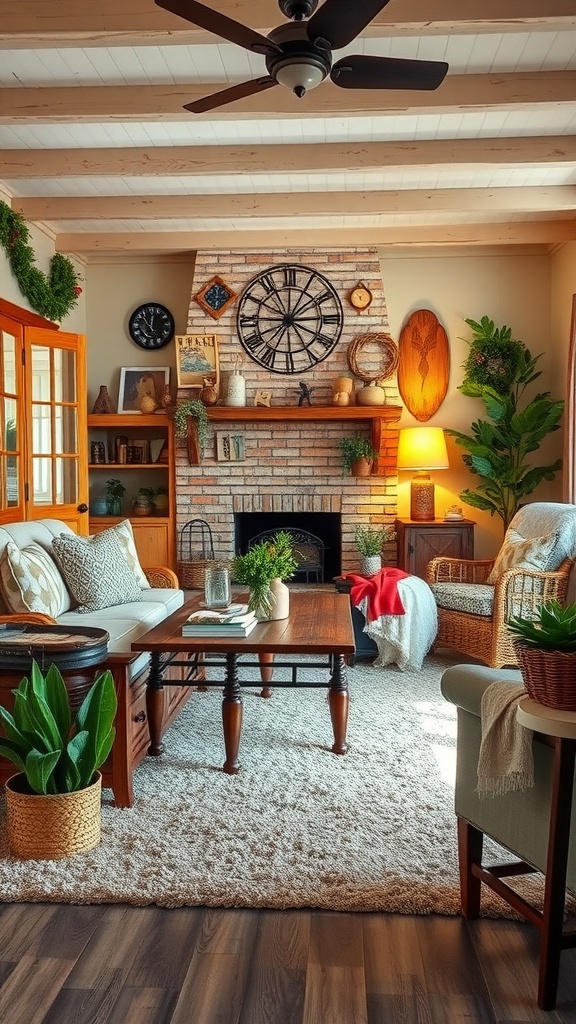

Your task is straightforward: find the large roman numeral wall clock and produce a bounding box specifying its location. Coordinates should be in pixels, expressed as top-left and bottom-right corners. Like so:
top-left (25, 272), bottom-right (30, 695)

top-left (236, 264), bottom-right (343, 374)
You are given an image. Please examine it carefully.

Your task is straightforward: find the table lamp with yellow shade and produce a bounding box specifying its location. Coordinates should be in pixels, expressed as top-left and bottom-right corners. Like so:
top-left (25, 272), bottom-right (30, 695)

top-left (397, 427), bottom-right (449, 521)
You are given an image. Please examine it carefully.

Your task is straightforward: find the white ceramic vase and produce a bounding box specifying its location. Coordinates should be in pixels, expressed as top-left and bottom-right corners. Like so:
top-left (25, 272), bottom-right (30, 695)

top-left (253, 578), bottom-right (290, 621)
top-left (225, 371), bottom-right (246, 407)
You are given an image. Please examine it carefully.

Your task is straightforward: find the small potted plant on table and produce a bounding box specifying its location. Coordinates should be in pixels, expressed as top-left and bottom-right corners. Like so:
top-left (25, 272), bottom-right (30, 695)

top-left (232, 531), bottom-right (298, 620)
top-left (354, 523), bottom-right (396, 576)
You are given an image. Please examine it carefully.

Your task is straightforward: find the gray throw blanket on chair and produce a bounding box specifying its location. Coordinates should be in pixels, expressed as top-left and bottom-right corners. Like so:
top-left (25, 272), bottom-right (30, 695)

top-left (477, 681), bottom-right (534, 798)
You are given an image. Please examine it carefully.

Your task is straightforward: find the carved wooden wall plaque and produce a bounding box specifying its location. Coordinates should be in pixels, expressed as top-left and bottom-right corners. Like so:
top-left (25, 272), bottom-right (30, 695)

top-left (397, 309), bottom-right (450, 422)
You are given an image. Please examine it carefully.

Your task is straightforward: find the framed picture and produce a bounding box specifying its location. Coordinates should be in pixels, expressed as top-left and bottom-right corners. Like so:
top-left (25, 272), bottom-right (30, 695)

top-left (118, 366), bottom-right (170, 414)
top-left (175, 334), bottom-right (220, 391)
top-left (216, 431), bottom-right (245, 462)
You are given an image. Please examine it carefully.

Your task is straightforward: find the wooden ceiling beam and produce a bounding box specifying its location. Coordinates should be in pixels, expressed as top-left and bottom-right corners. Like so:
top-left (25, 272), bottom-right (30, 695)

top-left (55, 220), bottom-right (576, 254)
top-left (15, 186), bottom-right (576, 221)
top-left (1, 72), bottom-right (573, 123)
top-left (1, 1), bottom-right (573, 48)
top-left (3, 136), bottom-right (575, 179)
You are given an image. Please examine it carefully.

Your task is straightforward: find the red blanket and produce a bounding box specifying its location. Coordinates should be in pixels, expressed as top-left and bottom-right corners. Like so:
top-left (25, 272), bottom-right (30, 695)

top-left (342, 567), bottom-right (410, 621)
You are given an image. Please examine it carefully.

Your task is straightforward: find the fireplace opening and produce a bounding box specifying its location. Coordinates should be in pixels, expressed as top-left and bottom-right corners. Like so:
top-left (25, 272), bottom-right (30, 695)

top-left (234, 512), bottom-right (341, 583)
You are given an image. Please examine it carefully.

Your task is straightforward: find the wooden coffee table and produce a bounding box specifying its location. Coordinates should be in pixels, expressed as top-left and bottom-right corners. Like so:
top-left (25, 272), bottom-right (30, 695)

top-left (132, 589), bottom-right (355, 774)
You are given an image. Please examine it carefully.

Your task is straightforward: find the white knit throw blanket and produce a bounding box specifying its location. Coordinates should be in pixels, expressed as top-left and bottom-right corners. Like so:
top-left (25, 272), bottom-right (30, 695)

top-left (477, 681), bottom-right (534, 798)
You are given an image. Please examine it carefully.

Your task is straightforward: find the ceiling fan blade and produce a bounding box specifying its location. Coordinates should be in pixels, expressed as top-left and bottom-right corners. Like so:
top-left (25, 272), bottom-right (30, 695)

top-left (307, 0), bottom-right (392, 50)
top-left (155, 0), bottom-right (279, 55)
top-left (184, 77), bottom-right (277, 113)
top-left (331, 55), bottom-right (449, 91)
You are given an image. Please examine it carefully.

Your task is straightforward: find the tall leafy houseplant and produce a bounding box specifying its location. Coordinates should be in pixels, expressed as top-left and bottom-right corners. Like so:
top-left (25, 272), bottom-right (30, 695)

top-left (232, 531), bottom-right (298, 616)
top-left (446, 316), bottom-right (564, 530)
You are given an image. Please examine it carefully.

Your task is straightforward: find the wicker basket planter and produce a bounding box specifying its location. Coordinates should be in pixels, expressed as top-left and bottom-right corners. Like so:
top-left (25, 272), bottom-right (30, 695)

top-left (514, 643), bottom-right (576, 711)
top-left (5, 771), bottom-right (102, 859)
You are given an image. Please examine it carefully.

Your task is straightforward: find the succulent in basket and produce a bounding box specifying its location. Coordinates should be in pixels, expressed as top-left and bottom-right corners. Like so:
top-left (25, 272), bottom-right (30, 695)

top-left (0, 660), bottom-right (117, 794)
top-left (507, 600), bottom-right (576, 652)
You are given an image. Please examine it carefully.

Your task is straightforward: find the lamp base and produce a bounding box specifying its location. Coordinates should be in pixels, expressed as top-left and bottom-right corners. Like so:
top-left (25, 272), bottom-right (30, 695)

top-left (410, 476), bottom-right (435, 521)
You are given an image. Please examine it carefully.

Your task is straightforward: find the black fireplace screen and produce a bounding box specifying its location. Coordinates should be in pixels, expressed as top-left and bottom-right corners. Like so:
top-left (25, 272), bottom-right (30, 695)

top-left (234, 512), bottom-right (341, 583)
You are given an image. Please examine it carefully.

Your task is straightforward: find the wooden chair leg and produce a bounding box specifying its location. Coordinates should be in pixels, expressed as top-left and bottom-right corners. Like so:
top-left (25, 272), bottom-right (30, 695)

top-left (457, 816), bottom-right (483, 918)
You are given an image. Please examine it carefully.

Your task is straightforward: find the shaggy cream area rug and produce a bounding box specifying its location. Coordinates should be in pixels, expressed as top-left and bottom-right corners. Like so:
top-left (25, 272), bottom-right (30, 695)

top-left (0, 653), bottom-right (537, 914)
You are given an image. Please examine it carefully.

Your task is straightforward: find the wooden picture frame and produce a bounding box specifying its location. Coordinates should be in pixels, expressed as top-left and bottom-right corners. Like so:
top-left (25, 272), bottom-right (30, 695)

top-left (193, 275), bottom-right (237, 320)
top-left (216, 432), bottom-right (245, 462)
top-left (175, 334), bottom-right (220, 392)
top-left (117, 366), bottom-right (170, 414)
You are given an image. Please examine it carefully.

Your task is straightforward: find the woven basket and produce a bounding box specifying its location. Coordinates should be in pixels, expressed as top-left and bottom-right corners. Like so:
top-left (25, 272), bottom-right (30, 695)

top-left (5, 772), bottom-right (102, 859)
top-left (177, 518), bottom-right (216, 590)
top-left (514, 642), bottom-right (576, 711)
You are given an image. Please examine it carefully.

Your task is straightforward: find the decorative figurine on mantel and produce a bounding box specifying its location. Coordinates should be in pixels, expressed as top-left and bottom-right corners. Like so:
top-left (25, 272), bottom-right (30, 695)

top-left (297, 381), bottom-right (314, 406)
top-left (254, 389), bottom-right (272, 407)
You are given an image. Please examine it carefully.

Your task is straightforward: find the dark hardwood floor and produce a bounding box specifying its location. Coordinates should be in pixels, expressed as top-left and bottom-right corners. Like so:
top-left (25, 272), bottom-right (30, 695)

top-left (2, 903), bottom-right (576, 1023)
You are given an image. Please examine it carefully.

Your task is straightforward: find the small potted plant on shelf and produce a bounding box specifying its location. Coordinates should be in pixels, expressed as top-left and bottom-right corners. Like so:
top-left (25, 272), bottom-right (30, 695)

top-left (152, 486), bottom-right (169, 515)
top-left (173, 399), bottom-right (210, 464)
top-left (0, 660), bottom-right (117, 859)
top-left (508, 600), bottom-right (576, 710)
top-left (105, 478), bottom-right (126, 516)
top-left (232, 530), bottom-right (298, 621)
top-left (132, 486), bottom-right (155, 517)
top-left (339, 437), bottom-right (378, 477)
top-left (354, 523), bottom-right (396, 576)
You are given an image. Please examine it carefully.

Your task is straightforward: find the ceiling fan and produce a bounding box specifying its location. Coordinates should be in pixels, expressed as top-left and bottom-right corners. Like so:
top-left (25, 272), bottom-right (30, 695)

top-left (155, 0), bottom-right (449, 113)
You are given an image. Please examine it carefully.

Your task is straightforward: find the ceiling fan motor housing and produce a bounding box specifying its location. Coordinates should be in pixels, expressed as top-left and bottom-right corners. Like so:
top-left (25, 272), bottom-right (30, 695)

top-left (278, 0), bottom-right (319, 20)
top-left (265, 22), bottom-right (331, 97)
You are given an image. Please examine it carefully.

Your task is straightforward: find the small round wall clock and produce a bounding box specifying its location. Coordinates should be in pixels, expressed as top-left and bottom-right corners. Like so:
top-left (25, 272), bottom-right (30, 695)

top-left (236, 264), bottom-right (343, 375)
top-left (348, 282), bottom-right (373, 312)
top-left (128, 303), bottom-right (175, 350)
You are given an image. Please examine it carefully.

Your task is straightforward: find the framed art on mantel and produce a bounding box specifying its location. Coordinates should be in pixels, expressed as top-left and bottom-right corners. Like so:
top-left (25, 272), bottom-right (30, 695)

top-left (175, 334), bottom-right (220, 391)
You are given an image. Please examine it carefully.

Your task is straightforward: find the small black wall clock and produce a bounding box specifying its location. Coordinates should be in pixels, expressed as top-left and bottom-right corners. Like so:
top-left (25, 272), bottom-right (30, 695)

top-left (128, 303), bottom-right (175, 349)
top-left (236, 264), bottom-right (344, 375)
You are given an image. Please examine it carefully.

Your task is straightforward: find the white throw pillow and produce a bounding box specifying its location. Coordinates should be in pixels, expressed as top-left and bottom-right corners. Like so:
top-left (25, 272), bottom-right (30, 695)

top-left (0, 540), bottom-right (72, 617)
top-left (487, 528), bottom-right (560, 584)
top-left (52, 531), bottom-right (143, 612)
top-left (91, 519), bottom-right (151, 589)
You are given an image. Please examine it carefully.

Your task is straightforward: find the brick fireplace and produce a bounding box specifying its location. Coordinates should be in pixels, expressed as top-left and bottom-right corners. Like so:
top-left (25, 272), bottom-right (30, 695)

top-left (175, 247), bottom-right (401, 576)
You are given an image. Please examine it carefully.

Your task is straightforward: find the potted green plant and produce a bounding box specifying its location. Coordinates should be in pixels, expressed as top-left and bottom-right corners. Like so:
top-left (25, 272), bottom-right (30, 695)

top-left (0, 660), bottom-right (117, 858)
top-left (354, 523), bottom-right (396, 576)
top-left (232, 530), bottom-right (298, 620)
top-left (132, 486), bottom-right (155, 517)
top-left (339, 437), bottom-right (378, 477)
top-left (173, 399), bottom-right (210, 463)
top-left (152, 486), bottom-right (169, 515)
top-left (508, 600), bottom-right (576, 710)
top-left (105, 477), bottom-right (125, 516)
top-left (446, 316), bottom-right (564, 531)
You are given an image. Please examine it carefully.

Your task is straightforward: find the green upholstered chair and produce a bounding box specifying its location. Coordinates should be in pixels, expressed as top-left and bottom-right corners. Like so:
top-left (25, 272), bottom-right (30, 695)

top-left (441, 663), bottom-right (576, 1010)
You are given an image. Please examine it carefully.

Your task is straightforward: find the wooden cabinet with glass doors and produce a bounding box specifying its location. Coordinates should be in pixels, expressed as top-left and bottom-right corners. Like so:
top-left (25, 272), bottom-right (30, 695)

top-left (87, 413), bottom-right (176, 569)
top-left (0, 300), bottom-right (88, 531)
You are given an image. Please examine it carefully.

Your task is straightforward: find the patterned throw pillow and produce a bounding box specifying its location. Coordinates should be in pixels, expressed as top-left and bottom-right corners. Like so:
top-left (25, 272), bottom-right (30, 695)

top-left (0, 540), bottom-right (72, 617)
top-left (52, 531), bottom-right (143, 612)
top-left (487, 528), bottom-right (560, 584)
top-left (92, 520), bottom-right (151, 589)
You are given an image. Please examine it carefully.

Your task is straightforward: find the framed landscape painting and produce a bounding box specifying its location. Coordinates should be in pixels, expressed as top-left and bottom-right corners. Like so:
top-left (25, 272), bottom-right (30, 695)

top-left (175, 334), bottom-right (220, 390)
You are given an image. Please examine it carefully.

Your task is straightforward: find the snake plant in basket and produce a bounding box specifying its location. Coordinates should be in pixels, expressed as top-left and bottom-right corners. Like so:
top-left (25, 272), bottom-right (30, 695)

top-left (507, 600), bottom-right (576, 710)
top-left (0, 661), bottom-right (117, 858)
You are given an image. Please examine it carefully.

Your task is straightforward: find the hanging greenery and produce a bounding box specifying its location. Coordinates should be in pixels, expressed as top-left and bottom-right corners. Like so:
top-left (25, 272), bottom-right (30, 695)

top-left (0, 199), bottom-right (82, 322)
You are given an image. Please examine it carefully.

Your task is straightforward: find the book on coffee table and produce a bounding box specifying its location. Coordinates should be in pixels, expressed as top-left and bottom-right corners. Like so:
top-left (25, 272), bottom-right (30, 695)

top-left (181, 605), bottom-right (258, 636)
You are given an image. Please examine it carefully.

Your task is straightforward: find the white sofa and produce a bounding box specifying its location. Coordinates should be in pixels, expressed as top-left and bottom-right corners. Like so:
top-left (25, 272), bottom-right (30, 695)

top-left (0, 518), bottom-right (189, 807)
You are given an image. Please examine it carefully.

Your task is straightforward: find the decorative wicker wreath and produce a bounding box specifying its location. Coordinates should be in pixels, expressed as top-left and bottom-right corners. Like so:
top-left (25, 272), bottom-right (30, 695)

top-left (346, 332), bottom-right (399, 383)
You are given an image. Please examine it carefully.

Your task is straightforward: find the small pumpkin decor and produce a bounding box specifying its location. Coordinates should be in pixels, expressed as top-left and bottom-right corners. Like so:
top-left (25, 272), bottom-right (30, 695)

top-left (232, 531), bottom-right (298, 621)
top-left (508, 600), bottom-right (576, 711)
top-left (0, 661), bottom-right (117, 859)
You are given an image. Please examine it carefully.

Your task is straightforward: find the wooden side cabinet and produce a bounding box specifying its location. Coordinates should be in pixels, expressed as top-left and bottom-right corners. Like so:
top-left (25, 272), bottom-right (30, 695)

top-left (395, 517), bottom-right (475, 580)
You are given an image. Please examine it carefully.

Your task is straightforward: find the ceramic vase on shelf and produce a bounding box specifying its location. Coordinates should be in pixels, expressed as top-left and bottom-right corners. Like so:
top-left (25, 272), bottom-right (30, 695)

top-left (225, 370), bottom-right (247, 407)
top-left (92, 385), bottom-right (114, 414)
top-left (139, 394), bottom-right (158, 414)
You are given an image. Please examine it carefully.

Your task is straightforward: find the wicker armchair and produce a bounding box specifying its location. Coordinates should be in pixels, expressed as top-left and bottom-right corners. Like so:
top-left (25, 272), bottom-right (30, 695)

top-left (427, 502), bottom-right (576, 668)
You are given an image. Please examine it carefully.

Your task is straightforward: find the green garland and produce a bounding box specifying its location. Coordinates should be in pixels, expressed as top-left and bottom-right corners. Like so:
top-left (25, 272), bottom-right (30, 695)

top-left (0, 199), bottom-right (81, 321)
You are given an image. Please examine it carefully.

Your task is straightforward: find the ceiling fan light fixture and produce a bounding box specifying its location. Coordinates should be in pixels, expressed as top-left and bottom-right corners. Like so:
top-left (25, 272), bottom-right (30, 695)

top-left (274, 58), bottom-right (326, 96)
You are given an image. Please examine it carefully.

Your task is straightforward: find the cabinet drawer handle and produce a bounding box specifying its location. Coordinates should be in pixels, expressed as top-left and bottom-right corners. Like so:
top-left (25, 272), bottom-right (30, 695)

top-left (133, 710), bottom-right (146, 723)
top-left (408, 543), bottom-right (414, 554)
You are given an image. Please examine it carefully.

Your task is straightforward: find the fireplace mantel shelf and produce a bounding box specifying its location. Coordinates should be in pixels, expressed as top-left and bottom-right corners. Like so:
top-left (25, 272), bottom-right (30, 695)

top-left (204, 404), bottom-right (402, 474)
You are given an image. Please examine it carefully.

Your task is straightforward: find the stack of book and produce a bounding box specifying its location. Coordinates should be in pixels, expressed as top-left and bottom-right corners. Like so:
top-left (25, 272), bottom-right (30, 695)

top-left (181, 603), bottom-right (258, 637)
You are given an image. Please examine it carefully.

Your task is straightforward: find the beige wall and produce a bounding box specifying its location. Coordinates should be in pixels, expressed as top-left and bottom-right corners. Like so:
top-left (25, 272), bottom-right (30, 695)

top-left (84, 256), bottom-right (195, 411)
top-left (379, 249), bottom-right (557, 558)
